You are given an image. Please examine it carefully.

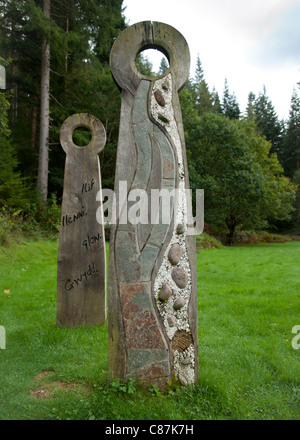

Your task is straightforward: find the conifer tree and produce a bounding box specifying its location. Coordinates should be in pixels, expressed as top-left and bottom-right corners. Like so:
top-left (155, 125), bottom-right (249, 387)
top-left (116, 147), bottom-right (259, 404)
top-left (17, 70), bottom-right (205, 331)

top-left (0, 73), bottom-right (32, 211)
top-left (0, 0), bottom-right (125, 201)
top-left (245, 91), bottom-right (256, 122)
top-left (211, 87), bottom-right (222, 114)
top-left (222, 78), bottom-right (240, 120)
top-left (254, 86), bottom-right (283, 157)
top-left (282, 88), bottom-right (300, 178)
top-left (194, 55), bottom-right (204, 84)
top-left (193, 55), bottom-right (214, 116)
top-left (158, 56), bottom-right (168, 75)
top-left (37, 0), bottom-right (50, 203)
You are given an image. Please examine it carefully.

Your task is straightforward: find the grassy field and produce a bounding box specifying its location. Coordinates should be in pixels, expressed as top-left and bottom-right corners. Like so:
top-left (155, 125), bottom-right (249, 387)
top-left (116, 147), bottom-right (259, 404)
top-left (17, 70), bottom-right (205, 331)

top-left (0, 239), bottom-right (299, 420)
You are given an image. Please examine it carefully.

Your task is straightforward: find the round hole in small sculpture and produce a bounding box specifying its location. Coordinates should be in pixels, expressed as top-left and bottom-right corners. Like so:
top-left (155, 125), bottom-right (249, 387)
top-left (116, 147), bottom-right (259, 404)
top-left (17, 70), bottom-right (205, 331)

top-left (72, 126), bottom-right (92, 147)
top-left (135, 47), bottom-right (170, 79)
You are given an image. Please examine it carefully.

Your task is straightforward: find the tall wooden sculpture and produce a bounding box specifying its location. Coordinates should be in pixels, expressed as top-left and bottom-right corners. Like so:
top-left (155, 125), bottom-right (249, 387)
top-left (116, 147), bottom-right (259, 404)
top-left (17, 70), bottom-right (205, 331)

top-left (108, 22), bottom-right (198, 388)
top-left (57, 113), bottom-right (106, 327)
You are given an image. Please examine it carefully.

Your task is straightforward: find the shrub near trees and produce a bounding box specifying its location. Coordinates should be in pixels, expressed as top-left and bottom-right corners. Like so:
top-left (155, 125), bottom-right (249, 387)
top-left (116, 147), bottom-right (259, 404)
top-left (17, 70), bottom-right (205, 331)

top-left (0, 2), bottom-right (299, 243)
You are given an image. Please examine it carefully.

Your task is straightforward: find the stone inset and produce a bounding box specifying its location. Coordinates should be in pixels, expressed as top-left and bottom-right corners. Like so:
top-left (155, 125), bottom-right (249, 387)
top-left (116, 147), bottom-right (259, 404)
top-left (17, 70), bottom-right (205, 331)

top-left (167, 315), bottom-right (176, 327)
top-left (154, 89), bottom-right (166, 107)
top-left (162, 79), bottom-right (169, 91)
top-left (120, 285), bottom-right (165, 349)
top-left (171, 330), bottom-right (193, 352)
top-left (176, 223), bottom-right (185, 235)
top-left (171, 267), bottom-right (188, 289)
top-left (158, 112), bottom-right (170, 123)
top-left (173, 296), bottom-right (186, 310)
top-left (159, 283), bottom-right (172, 301)
top-left (168, 243), bottom-right (182, 265)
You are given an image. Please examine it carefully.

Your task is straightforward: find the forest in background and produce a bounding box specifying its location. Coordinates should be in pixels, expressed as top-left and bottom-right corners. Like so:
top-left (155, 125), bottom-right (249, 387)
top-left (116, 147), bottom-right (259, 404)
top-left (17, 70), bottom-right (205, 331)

top-left (0, 0), bottom-right (299, 244)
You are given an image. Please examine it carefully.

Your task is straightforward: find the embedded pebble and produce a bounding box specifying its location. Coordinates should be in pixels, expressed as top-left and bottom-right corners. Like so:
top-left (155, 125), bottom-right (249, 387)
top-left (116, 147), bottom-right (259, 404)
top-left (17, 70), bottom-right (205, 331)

top-left (167, 315), bottom-right (176, 327)
top-left (154, 89), bottom-right (166, 107)
top-left (171, 330), bottom-right (192, 351)
top-left (151, 73), bottom-right (195, 385)
top-left (162, 79), bottom-right (170, 90)
top-left (171, 267), bottom-right (188, 288)
top-left (182, 357), bottom-right (193, 365)
top-left (158, 112), bottom-right (169, 123)
top-left (173, 296), bottom-right (186, 310)
top-left (176, 224), bottom-right (185, 235)
top-left (168, 244), bottom-right (182, 265)
top-left (178, 373), bottom-right (188, 386)
top-left (159, 283), bottom-right (172, 301)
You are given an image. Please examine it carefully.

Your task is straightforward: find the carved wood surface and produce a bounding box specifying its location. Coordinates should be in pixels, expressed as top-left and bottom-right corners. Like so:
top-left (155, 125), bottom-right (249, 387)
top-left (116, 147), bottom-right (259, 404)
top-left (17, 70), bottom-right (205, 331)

top-left (57, 113), bottom-right (107, 327)
top-left (108, 22), bottom-right (198, 388)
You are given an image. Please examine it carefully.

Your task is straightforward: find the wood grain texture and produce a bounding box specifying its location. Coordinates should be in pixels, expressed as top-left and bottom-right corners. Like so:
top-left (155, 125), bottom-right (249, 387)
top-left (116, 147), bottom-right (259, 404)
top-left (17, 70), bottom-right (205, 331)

top-left (108, 22), bottom-right (198, 388)
top-left (57, 113), bottom-right (107, 327)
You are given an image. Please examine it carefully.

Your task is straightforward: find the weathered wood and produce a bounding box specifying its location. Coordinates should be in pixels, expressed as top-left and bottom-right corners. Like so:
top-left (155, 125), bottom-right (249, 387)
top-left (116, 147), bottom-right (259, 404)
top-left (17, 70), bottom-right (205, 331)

top-left (109, 22), bottom-right (198, 388)
top-left (57, 113), bottom-right (106, 327)
top-left (37, 0), bottom-right (50, 202)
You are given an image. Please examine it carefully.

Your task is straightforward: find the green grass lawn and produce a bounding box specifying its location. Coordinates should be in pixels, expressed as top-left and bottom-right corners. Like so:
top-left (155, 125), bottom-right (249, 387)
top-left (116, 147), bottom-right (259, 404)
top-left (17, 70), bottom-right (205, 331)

top-left (0, 239), bottom-right (299, 420)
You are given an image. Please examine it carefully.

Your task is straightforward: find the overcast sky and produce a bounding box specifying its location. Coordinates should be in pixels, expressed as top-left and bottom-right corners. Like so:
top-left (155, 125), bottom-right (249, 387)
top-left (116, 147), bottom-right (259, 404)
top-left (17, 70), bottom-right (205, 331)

top-left (122, 0), bottom-right (300, 120)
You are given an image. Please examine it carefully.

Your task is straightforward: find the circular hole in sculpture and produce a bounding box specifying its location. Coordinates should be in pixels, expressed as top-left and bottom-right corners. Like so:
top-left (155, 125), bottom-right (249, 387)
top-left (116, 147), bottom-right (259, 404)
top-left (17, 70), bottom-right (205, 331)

top-left (135, 48), bottom-right (169, 78)
top-left (72, 126), bottom-right (92, 147)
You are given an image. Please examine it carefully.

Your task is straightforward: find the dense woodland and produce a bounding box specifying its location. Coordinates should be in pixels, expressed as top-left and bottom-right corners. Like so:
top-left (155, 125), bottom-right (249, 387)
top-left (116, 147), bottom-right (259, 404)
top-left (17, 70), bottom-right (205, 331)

top-left (0, 0), bottom-right (299, 244)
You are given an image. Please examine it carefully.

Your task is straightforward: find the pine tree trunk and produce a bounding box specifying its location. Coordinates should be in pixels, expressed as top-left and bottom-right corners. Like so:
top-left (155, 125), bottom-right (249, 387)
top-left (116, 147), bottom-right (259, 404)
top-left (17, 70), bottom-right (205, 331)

top-left (37, 0), bottom-right (50, 203)
top-left (31, 104), bottom-right (37, 149)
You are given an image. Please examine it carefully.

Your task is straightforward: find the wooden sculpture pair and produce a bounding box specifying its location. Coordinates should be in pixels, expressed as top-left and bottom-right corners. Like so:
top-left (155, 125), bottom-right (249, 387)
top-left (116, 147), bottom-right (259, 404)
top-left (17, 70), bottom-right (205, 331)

top-left (57, 22), bottom-right (198, 389)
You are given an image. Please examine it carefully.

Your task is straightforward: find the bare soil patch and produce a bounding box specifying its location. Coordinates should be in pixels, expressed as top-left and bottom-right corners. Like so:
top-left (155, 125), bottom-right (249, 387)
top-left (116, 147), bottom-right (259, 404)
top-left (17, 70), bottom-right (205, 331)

top-left (30, 371), bottom-right (90, 399)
